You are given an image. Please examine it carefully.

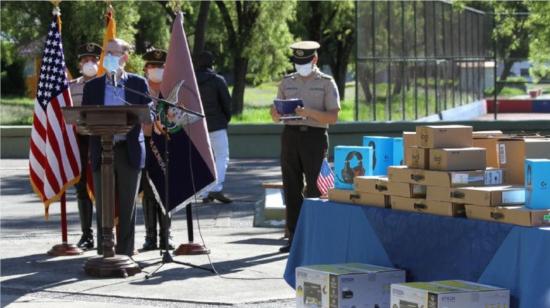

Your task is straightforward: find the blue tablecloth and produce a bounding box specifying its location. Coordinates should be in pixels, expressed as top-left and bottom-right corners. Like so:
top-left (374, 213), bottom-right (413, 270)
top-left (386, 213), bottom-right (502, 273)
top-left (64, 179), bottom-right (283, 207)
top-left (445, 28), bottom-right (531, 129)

top-left (284, 199), bottom-right (550, 308)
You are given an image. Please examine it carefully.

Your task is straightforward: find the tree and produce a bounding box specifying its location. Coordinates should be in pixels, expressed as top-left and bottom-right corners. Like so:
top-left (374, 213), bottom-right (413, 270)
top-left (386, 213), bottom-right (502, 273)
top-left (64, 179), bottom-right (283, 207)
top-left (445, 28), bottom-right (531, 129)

top-left (525, 1), bottom-right (550, 83)
top-left (292, 1), bottom-right (355, 100)
top-left (192, 1), bottom-right (211, 56)
top-left (214, 1), bottom-right (295, 114)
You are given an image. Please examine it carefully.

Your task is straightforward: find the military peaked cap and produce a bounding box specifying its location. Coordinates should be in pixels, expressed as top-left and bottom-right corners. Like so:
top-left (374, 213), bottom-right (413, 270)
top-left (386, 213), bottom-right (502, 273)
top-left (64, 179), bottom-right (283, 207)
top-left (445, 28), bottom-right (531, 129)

top-left (77, 43), bottom-right (102, 60)
top-left (142, 49), bottom-right (167, 65)
top-left (290, 41), bottom-right (320, 64)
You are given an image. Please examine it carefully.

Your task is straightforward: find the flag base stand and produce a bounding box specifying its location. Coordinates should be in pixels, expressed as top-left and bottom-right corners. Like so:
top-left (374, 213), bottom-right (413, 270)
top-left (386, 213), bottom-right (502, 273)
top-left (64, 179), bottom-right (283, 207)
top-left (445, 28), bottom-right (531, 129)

top-left (47, 243), bottom-right (83, 256)
top-left (174, 242), bottom-right (210, 255)
top-left (84, 255), bottom-right (141, 278)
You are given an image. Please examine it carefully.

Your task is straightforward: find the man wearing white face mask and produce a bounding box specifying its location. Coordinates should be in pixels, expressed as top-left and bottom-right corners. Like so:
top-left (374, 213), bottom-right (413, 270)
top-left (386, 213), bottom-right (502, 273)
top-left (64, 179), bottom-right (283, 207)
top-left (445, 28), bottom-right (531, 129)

top-left (82, 38), bottom-right (151, 257)
top-left (271, 41), bottom-right (340, 253)
top-left (69, 42), bottom-right (102, 250)
top-left (139, 48), bottom-right (174, 251)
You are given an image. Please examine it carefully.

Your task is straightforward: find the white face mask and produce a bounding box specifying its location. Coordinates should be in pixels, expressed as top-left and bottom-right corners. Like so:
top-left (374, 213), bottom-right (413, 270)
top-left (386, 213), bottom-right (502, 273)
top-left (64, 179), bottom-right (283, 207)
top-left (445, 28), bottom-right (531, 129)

top-left (147, 68), bottom-right (164, 83)
top-left (103, 54), bottom-right (121, 73)
top-left (295, 61), bottom-right (314, 77)
top-left (81, 61), bottom-right (98, 77)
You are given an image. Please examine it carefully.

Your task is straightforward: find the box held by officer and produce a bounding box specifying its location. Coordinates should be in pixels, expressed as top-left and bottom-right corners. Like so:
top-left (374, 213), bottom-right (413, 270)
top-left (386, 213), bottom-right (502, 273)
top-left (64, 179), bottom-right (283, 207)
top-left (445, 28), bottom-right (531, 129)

top-left (429, 147), bottom-right (486, 171)
top-left (334, 146), bottom-right (373, 190)
top-left (416, 125), bottom-right (473, 149)
top-left (525, 159), bottom-right (550, 209)
top-left (296, 263), bottom-right (405, 308)
top-left (465, 205), bottom-right (550, 226)
top-left (391, 280), bottom-right (509, 308)
top-left (452, 186), bottom-right (525, 206)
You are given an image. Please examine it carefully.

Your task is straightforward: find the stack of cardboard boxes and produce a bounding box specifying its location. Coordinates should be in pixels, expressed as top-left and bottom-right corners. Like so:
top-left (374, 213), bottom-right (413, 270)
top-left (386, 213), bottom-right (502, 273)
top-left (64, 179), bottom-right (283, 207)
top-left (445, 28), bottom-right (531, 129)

top-left (328, 125), bottom-right (550, 226)
top-left (389, 125), bottom-right (503, 217)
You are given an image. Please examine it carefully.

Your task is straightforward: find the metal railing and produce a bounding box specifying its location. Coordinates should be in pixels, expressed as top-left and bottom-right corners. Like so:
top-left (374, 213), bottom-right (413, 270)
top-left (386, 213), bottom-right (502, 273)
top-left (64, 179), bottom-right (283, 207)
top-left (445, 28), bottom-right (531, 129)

top-left (356, 1), bottom-right (492, 121)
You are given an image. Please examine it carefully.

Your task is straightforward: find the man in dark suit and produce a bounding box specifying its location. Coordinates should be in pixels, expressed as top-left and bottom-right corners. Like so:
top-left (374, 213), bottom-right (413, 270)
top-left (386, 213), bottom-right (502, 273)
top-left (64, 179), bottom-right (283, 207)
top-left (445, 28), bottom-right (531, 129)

top-left (82, 38), bottom-right (151, 257)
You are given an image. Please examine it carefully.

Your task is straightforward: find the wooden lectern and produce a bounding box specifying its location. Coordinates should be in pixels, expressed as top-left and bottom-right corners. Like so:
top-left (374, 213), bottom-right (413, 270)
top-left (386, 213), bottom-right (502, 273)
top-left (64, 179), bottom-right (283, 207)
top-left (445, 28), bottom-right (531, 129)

top-left (62, 105), bottom-right (151, 278)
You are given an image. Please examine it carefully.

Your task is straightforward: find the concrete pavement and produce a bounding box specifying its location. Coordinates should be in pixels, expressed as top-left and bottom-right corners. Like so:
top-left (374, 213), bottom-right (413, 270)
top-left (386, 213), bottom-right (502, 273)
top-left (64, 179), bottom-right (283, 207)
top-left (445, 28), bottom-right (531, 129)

top-left (0, 159), bottom-right (296, 307)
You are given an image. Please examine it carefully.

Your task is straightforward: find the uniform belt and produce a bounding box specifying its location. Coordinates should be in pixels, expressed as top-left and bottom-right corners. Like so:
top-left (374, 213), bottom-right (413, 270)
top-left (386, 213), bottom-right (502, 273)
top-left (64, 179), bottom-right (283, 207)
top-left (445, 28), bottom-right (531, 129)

top-left (285, 125), bottom-right (326, 133)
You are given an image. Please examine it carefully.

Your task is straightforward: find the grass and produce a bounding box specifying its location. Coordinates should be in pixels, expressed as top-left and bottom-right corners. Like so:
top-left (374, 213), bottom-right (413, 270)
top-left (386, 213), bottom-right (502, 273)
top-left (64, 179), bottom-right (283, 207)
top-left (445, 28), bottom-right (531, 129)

top-left (5, 79), bottom-right (544, 125)
top-left (0, 96), bottom-right (34, 125)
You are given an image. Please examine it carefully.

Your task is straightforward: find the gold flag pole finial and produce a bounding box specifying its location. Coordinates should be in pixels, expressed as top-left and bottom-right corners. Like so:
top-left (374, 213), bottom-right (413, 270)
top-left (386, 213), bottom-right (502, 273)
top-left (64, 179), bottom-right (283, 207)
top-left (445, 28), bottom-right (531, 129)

top-left (50, 0), bottom-right (61, 15)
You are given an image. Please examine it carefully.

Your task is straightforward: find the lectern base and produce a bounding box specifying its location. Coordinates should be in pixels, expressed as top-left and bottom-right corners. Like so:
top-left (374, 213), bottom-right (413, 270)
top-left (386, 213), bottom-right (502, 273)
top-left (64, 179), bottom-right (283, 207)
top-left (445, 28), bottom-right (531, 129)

top-left (48, 243), bottom-right (83, 256)
top-left (84, 255), bottom-right (141, 278)
top-left (174, 242), bottom-right (210, 255)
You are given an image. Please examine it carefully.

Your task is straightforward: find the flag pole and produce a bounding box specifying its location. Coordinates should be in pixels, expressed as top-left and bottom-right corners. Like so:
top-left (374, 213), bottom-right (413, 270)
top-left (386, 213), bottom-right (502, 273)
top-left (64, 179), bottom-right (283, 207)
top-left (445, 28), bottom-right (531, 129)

top-left (46, 0), bottom-right (81, 256)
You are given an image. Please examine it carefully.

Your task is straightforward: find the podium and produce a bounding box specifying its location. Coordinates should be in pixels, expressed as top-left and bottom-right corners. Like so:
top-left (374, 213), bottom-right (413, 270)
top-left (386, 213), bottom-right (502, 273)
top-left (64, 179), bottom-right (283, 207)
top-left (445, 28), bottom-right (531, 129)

top-left (63, 105), bottom-right (151, 278)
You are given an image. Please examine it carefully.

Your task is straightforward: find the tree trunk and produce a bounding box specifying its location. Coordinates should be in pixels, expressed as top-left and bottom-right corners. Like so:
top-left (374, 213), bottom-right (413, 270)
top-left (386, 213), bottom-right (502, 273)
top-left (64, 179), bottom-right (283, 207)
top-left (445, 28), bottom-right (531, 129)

top-left (232, 56), bottom-right (248, 115)
top-left (192, 1), bottom-right (211, 57)
top-left (357, 66), bottom-right (373, 103)
top-left (495, 59), bottom-right (515, 95)
top-left (392, 63), bottom-right (404, 95)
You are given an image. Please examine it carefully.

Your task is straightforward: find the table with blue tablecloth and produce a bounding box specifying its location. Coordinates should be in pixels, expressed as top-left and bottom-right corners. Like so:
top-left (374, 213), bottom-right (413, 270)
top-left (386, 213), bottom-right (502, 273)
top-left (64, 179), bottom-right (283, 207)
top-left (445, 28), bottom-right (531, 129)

top-left (284, 199), bottom-right (550, 308)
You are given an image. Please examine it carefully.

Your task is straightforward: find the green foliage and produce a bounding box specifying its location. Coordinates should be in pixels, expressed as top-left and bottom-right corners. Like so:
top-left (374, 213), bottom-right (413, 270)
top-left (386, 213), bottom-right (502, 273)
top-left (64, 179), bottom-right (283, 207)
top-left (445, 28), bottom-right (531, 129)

top-left (0, 96), bottom-right (34, 125)
top-left (0, 41), bottom-right (26, 96)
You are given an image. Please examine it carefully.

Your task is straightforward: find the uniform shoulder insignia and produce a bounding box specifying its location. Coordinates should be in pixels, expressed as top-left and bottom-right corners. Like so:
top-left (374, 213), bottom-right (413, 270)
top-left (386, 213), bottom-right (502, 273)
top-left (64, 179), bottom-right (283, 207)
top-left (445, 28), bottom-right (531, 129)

top-left (283, 72), bottom-right (297, 79)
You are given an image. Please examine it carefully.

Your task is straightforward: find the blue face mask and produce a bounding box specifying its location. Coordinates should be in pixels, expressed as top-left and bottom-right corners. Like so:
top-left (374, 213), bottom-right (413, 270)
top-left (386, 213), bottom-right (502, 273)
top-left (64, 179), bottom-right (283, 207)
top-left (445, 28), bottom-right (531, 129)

top-left (103, 54), bottom-right (121, 73)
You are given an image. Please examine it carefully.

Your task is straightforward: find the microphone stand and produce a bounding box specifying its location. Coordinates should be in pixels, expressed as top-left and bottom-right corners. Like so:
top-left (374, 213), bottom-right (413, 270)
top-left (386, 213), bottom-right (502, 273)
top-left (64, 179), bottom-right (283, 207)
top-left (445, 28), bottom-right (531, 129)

top-left (108, 79), bottom-right (214, 278)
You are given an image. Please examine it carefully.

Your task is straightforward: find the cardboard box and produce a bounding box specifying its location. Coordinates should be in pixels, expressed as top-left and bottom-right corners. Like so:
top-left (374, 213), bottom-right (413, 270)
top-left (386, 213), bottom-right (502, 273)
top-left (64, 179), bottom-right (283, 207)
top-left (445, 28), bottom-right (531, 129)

top-left (406, 147), bottom-right (429, 169)
top-left (472, 130), bottom-right (504, 138)
top-left (393, 137), bottom-right (404, 165)
top-left (473, 137), bottom-right (500, 168)
top-left (328, 188), bottom-right (388, 208)
top-left (416, 125), bottom-right (473, 149)
top-left (465, 205), bottom-right (550, 227)
top-left (390, 196), bottom-right (465, 217)
top-left (362, 136), bottom-right (394, 176)
top-left (388, 166), bottom-right (503, 187)
top-left (403, 132), bottom-right (416, 168)
top-left (334, 146), bottom-right (373, 190)
top-left (388, 182), bottom-right (426, 198)
top-left (425, 169), bottom-right (503, 187)
top-left (525, 159), bottom-right (550, 209)
top-left (387, 166), bottom-right (425, 184)
top-left (452, 186), bottom-right (525, 206)
top-left (354, 176), bottom-right (388, 195)
top-left (497, 138), bottom-right (550, 184)
top-left (426, 186), bottom-right (453, 202)
top-left (429, 147), bottom-right (486, 171)
top-left (296, 263), bottom-right (405, 308)
top-left (391, 280), bottom-right (510, 308)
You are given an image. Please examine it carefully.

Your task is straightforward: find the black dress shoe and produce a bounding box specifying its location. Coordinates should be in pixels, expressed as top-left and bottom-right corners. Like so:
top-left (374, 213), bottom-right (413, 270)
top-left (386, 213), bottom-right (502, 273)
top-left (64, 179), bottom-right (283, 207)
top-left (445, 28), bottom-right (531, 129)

top-left (209, 192), bottom-right (232, 204)
top-left (279, 244), bottom-right (291, 253)
top-left (142, 238), bottom-right (158, 251)
top-left (77, 234), bottom-right (94, 250)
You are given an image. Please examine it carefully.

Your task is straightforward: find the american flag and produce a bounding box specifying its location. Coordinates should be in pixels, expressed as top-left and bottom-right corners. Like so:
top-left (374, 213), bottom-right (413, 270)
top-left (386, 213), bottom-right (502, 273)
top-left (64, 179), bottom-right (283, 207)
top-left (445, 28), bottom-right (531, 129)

top-left (29, 13), bottom-right (80, 212)
top-left (316, 158), bottom-right (334, 195)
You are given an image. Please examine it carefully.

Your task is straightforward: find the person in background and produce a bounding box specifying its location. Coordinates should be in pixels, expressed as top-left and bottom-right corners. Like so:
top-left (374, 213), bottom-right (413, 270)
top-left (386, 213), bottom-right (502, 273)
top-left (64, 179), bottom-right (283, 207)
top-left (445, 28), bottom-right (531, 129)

top-left (195, 50), bottom-right (233, 204)
top-left (270, 41), bottom-right (340, 253)
top-left (69, 42), bottom-right (102, 250)
top-left (140, 48), bottom-right (174, 251)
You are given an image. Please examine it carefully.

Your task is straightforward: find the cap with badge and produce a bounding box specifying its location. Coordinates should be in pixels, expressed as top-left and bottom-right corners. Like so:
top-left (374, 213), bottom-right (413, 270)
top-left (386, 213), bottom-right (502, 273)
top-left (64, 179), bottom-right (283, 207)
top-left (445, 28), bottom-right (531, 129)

top-left (142, 49), bottom-right (167, 65)
top-left (77, 43), bottom-right (102, 60)
top-left (290, 41), bottom-right (320, 64)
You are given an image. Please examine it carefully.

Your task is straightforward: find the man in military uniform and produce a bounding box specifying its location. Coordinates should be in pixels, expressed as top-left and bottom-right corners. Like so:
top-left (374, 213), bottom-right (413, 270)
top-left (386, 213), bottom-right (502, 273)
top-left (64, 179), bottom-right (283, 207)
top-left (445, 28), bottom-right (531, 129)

top-left (270, 41), bottom-right (340, 253)
top-left (140, 48), bottom-right (174, 251)
top-left (69, 42), bottom-right (102, 250)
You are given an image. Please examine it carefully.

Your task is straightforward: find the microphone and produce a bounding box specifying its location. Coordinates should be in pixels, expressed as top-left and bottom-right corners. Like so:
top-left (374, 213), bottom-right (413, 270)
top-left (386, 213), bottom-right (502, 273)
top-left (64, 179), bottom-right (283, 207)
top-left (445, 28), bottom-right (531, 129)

top-left (110, 71), bottom-right (117, 88)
